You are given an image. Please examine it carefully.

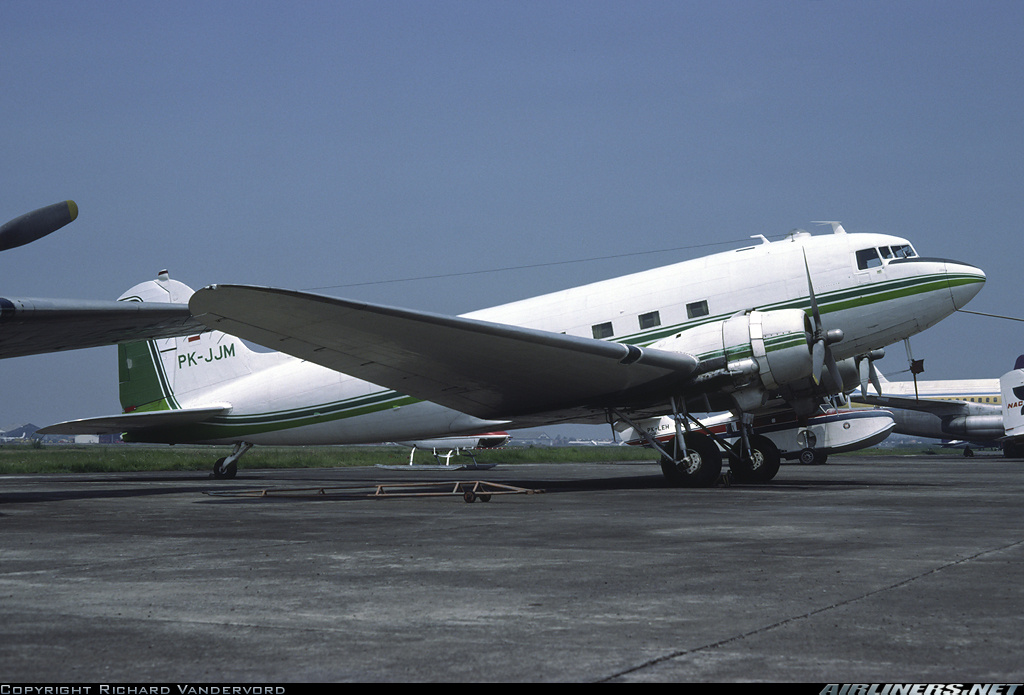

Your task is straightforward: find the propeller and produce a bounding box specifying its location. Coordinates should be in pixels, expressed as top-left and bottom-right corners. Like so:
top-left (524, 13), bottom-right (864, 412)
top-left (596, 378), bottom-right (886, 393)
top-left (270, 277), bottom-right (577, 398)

top-left (0, 200), bottom-right (78, 252)
top-left (803, 249), bottom-right (844, 387)
top-left (858, 349), bottom-right (885, 396)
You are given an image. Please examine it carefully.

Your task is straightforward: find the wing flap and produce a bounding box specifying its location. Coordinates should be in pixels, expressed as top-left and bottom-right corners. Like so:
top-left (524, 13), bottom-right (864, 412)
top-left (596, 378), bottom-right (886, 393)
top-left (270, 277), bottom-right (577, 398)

top-left (38, 405), bottom-right (230, 436)
top-left (190, 285), bottom-right (699, 420)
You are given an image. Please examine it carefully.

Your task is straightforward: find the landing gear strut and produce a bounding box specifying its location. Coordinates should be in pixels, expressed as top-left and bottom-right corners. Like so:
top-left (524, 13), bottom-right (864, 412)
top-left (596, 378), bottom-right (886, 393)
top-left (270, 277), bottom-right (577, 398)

top-left (213, 442), bottom-right (253, 479)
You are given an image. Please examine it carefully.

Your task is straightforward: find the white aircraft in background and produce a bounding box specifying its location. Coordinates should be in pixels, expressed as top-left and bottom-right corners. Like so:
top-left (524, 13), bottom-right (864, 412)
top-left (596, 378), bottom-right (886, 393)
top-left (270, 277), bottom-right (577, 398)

top-left (0, 202), bottom-right (203, 359)
top-left (42, 224), bottom-right (985, 486)
top-left (394, 432), bottom-right (510, 467)
top-left (855, 358), bottom-right (1024, 458)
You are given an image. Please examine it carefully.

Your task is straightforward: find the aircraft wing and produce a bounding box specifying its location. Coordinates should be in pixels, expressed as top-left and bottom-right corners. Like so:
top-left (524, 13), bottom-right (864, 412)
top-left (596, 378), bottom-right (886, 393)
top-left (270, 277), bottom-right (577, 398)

top-left (190, 285), bottom-right (701, 420)
top-left (853, 394), bottom-right (972, 416)
top-left (38, 405), bottom-right (231, 436)
top-left (0, 297), bottom-right (205, 359)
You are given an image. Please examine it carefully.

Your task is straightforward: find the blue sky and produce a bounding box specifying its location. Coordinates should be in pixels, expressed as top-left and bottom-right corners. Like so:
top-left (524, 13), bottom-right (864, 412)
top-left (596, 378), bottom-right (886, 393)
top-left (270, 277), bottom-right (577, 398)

top-left (2, 1), bottom-right (1023, 432)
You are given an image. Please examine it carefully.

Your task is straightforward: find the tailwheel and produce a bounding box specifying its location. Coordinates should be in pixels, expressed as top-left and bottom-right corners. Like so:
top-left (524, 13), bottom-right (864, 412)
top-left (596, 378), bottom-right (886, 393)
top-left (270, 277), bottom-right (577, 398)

top-left (212, 442), bottom-right (252, 479)
top-left (660, 432), bottom-right (722, 488)
top-left (213, 457), bottom-right (237, 479)
top-left (730, 434), bottom-right (781, 483)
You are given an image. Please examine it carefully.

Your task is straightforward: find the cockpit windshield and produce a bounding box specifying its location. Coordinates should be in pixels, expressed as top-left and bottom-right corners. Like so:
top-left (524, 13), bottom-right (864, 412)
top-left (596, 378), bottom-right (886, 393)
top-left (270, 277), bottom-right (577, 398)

top-left (856, 243), bottom-right (917, 270)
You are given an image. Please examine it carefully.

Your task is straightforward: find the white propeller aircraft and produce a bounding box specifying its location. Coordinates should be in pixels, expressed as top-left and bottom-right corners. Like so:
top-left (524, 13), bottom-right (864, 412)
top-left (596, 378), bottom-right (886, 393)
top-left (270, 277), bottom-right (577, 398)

top-left (41, 224), bottom-right (986, 486)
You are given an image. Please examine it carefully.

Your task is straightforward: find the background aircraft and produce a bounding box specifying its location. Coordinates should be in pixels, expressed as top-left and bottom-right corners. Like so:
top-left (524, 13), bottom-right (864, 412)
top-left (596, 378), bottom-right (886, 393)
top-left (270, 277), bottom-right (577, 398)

top-left (43, 225), bottom-right (985, 486)
top-left (0, 203), bottom-right (205, 359)
top-left (855, 358), bottom-right (1024, 458)
top-left (393, 432), bottom-right (510, 467)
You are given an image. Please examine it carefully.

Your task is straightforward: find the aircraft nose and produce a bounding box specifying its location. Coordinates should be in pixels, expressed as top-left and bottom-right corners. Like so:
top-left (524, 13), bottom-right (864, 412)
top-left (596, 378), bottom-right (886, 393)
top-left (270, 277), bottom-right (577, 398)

top-left (945, 260), bottom-right (986, 309)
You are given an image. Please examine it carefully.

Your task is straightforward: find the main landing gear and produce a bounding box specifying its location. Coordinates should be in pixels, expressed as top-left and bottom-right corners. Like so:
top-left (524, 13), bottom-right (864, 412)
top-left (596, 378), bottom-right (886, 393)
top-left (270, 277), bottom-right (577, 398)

top-left (212, 442), bottom-right (253, 479)
top-left (615, 405), bottom-right (782, 488)
top-left (659, 432), bottom-right (722, 487)
top-left (729, 433), bottom-right (781, 483)
top-left (656, 430), bottom-right (780, 486)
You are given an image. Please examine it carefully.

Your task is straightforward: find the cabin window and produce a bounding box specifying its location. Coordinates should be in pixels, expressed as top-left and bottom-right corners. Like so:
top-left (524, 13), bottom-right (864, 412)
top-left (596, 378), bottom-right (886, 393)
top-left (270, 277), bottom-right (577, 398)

top-left (879, 246), bottom-right (894, 260)
top-left (638, 311), bottom-right (661, 330)
top-left (856, 248), bottom-right (883, 270)
top-left (891, 244), bottom-right (916, 259)
top-left (592, 322), bottom-right (614, 339)
top-left (686, 300), bottom-right (709, 319)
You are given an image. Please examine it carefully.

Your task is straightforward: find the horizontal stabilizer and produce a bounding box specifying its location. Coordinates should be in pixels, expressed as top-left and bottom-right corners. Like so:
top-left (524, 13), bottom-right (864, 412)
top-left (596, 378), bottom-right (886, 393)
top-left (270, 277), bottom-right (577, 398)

top-left (190, 285), bottom-right (700, 420)
top-left (0, 297), bottom-right (205, 359)
top-left (38, 405), bottom-right (230, 436)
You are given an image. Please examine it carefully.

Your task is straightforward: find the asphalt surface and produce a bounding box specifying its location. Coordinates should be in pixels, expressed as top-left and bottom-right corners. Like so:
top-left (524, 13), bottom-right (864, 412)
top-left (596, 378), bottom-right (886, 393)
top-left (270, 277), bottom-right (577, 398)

top-left (1, 453), bottom-right (1022, 683)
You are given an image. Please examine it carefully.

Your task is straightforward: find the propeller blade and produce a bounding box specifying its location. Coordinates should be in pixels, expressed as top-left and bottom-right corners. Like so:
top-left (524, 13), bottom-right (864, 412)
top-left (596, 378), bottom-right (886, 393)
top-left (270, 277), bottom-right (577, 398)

top-left (812, 340), bottom-right (825, 385)
top-left (825, 348), bottom-right (843, 391)
top-left (802, 249), bottom-right (823, 329)
top-left (858, 354), bottom-right (884, 396)
top-left (859, 357), bottom-right (871, 395)
top-left (0, 201), bottom-right (78, 252)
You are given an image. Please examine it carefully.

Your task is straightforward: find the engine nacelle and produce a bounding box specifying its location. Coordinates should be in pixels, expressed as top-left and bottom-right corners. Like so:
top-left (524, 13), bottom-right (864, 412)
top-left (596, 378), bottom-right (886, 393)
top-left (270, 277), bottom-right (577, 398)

top-left (944, 414), bottom-right (1005, 439)
top-left (648, 309), bottom-right (815, 410)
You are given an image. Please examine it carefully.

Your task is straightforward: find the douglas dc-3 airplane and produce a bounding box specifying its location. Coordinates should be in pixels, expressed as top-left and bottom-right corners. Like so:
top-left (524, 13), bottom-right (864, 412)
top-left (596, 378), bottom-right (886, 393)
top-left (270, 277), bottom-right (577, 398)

top-left (42, 224), bottom-right (986, 486)
top-left (0, 202), bottom-right (203, 359)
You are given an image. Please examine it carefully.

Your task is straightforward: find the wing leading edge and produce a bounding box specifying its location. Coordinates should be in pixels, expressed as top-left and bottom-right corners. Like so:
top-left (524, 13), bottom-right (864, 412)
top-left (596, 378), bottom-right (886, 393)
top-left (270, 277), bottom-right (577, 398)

top-left (189, 284), bottom-right (700, 421)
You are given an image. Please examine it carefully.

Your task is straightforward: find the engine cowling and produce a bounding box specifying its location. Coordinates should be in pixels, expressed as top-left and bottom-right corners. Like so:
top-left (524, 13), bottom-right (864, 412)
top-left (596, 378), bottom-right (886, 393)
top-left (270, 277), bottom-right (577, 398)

top-left (648, 308), bottom-right (815, 410)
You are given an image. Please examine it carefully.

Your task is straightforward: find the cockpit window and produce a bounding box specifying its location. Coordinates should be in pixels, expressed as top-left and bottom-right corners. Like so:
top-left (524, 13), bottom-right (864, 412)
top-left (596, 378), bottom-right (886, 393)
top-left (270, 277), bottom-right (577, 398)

top-left (857, 244), bottom-right (918, 270)
top-left (856, 248), bottom-right (882, 270)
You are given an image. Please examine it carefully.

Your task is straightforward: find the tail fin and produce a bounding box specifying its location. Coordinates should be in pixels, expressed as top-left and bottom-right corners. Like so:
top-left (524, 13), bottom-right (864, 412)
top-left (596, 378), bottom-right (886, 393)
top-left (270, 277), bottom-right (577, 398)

top-left (117, 271), bottom-right (264, 413)
top-left (999, 358), bottom-right (1024, 438)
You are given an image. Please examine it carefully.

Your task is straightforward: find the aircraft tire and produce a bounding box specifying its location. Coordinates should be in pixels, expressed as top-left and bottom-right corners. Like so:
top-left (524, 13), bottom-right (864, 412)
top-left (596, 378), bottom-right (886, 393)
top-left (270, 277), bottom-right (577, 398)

top-left (1003, 441), bottom-right (1024, 459)
top-left (213, 457), bottom-right (238, 479)
top-left (660, 433), bottom-right (722, 488)
top-left (799, 447), bottom-right (827, 465)
top-left (731, 434), bottom-right (781, 483)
